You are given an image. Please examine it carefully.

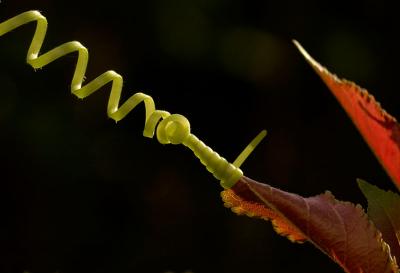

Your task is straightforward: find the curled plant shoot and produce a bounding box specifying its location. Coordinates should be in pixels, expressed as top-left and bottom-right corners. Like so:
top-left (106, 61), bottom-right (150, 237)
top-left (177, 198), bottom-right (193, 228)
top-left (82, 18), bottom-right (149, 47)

top-left (0, 10), bottom-right (266, 189)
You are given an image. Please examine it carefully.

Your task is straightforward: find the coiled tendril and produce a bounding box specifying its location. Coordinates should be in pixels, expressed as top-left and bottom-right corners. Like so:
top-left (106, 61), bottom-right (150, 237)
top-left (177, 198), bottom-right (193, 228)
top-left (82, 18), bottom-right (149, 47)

top-left (0, 10), bottom-right (266, 189)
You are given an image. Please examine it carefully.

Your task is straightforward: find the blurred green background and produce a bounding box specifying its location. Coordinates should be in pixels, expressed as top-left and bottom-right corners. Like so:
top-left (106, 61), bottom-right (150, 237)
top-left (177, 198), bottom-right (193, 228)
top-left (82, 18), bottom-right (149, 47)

top-left (1, 0), bottom-right (399, 272)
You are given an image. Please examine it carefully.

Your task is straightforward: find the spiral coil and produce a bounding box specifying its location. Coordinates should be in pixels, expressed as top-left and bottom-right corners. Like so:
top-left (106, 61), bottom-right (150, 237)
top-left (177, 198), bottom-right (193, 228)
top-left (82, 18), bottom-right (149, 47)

top-left (0, 10), bottom-right (266, 189)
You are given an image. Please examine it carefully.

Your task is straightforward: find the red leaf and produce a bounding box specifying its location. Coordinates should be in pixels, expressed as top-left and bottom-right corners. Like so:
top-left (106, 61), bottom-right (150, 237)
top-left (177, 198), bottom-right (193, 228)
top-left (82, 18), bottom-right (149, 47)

top-left (294, 40), bottom-right (400, 189)
top-left (222, 177), bottom-right (398, 273)
top-left (222, 183), bottom-right (307, 243)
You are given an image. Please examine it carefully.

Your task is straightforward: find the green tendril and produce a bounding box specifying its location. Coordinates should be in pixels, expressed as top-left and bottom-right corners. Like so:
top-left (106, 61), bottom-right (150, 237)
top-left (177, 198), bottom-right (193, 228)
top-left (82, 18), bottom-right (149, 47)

top-left (0, 10), bottom-right (266, 188)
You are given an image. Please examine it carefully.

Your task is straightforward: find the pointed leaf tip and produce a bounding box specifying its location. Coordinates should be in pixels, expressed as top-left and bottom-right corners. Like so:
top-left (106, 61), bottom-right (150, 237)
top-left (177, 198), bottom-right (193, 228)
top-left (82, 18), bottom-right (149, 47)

top-left (292, 40), bottom-right (311, 61)
top-left (295, 42), bottom-right (400, 190)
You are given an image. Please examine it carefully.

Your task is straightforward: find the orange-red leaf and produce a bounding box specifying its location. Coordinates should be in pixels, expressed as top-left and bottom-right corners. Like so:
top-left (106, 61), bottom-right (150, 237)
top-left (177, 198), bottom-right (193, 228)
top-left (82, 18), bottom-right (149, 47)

top-left (294, 40), bottom-right (400, 190)
top-left (222, 183), bottom-right (306, 243)
top-left (223, 176), bottom-right (398, 273)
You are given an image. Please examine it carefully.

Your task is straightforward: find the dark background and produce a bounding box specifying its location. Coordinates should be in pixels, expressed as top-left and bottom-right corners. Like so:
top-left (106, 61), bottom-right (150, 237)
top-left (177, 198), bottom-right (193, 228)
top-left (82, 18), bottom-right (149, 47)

top-left (1, 1), bottom-right (399, 273)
